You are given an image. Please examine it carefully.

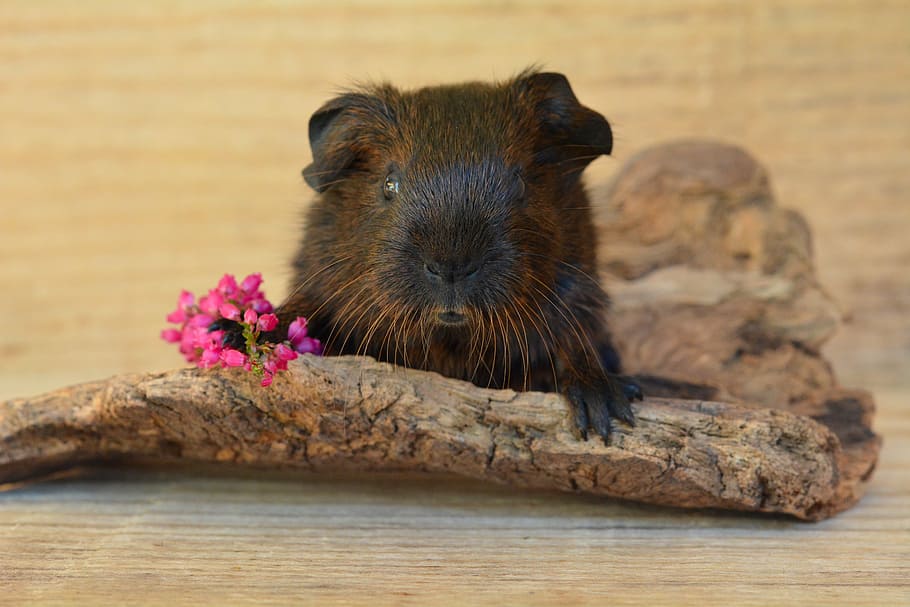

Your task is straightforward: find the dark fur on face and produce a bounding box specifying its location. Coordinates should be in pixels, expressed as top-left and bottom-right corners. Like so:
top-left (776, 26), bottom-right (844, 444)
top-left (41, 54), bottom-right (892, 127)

top-left (277, 69), bottom-right (640, 442)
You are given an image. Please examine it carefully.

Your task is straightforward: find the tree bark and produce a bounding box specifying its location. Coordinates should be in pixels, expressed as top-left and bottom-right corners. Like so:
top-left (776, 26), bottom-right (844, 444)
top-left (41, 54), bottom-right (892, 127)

top-left (0, 140), bottom-right (881, 520)
top-left (0, 357), bottom-right (875, 520)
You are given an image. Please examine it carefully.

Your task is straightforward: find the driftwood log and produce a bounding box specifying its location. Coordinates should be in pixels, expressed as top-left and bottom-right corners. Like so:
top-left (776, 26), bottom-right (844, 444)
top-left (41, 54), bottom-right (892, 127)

top-left (0, 140), bottom-right (880, 521)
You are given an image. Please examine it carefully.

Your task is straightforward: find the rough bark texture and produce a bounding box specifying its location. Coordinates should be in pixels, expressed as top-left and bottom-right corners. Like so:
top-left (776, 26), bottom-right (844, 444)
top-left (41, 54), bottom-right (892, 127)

top-left (0, 140), bottom-right (880, 520)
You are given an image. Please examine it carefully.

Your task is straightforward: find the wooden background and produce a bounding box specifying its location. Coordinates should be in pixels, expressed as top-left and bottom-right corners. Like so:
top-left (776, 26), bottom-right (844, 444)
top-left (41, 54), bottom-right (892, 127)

top-left (1, 1), bottom-right (907, 604)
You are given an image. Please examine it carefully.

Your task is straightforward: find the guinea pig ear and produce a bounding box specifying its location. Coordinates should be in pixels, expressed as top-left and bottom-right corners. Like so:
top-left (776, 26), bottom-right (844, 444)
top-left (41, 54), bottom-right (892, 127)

top-left (302, 94), bottom-right (366, 193)
top-left (518, 72), bottom-right (613, 172)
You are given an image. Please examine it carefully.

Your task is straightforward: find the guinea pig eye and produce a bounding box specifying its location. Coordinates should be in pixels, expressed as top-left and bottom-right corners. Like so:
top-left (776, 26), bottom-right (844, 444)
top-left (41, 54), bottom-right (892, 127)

top-left (382, 172), bottom-right (400, 201)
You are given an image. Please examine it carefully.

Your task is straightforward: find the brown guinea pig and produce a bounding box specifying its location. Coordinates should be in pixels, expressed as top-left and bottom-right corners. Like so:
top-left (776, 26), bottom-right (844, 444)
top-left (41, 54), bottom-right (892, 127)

top-left (259, 70), bottom-right (641, 442)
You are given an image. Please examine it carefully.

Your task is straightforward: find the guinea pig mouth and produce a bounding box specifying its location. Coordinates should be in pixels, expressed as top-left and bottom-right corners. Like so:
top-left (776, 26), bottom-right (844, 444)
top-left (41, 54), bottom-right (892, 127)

top-left (436, 310), bottom-right (467, 325)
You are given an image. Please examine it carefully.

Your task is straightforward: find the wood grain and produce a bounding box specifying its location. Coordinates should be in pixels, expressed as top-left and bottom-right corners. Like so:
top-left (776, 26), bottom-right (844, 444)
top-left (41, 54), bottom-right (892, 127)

top-left (0, 1), bottom-right (907, 604)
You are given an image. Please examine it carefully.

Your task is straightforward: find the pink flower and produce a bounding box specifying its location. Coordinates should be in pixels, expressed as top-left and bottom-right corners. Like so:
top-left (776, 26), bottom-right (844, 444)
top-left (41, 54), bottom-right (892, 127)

top-left (178, 290), bottom-right (195, 309)
top-left (181, 327), bottom-right (199, 349)
top-left (163, 273), bottom-right (320, 387)
top-left (179, 332), bottom-right (197, 359)
top-left (200, 329), bottom-right (222, 351)
top-left (251, 299), bottom-right (273, 314)
top-left (166, 308), bottom-right (186, 323)
top-left (200, 348), bottom-right (221, 368)
top-left (294, 336), bottom-right (322, 355)
top-left (257, 313), bottom-right (278, 332)
top-left (217, 274), bottom-right (239, 297)
top-left (241, 273), bottom-right (263, 294)
top-left (160, 328), bottom-right (182, 343)
top-left (274, 343), bottom-right (298, 361)
top-left (219, 302), bottom-right (241, 321)
top-left (243, 308), bottom-right (258, 325)
top-left (288, 317), bottom-right (309, 345)
top-left (196, 324), bottom-right (223, 366)
top-left (220, 348), bottom-right (247, 367)
top-left (189, 313), bottom-right (215, 328)
top-left (199, 290), bottom-right (224, 315)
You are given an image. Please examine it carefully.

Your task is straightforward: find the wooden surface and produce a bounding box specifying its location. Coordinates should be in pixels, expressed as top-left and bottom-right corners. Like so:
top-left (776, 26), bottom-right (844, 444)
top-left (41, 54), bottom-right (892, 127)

top-left (0, 1), bottom-right (907, 604)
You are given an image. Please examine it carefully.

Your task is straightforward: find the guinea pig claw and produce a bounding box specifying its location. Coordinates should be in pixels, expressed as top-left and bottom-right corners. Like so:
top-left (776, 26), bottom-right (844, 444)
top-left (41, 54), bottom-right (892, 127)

top-left (565, 376), bottom-right (637, 446)
top-left (566, 384), bottom-right (590, 441)
top-left (619, 376), bottom-right (644, 402)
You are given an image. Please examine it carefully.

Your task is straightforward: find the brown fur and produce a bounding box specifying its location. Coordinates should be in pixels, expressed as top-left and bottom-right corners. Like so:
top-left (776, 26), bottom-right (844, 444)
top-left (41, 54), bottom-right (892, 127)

top-left (277, 70), bottom-right (639, 442)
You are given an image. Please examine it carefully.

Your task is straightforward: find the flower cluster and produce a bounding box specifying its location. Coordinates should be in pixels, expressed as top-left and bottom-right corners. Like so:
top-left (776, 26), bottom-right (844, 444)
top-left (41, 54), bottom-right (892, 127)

top-left (161, 273), bottom-right (321, 386)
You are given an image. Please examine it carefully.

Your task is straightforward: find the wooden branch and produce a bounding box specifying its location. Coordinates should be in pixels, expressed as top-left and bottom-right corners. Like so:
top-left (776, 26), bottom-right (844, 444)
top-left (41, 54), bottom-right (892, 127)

top-left (0, 356), bottom-right (872, 520)
top-left (0, 140), bottom-right (881, 520)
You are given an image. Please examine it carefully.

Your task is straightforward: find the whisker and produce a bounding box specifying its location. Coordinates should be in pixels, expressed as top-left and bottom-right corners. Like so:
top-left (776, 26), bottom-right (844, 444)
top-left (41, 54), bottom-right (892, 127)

top-left (530, 298), bottom-right (561, 390)
top-left (517, 250), bottom-right (612, 301)
top-left (469, 310), bottom-right (489, 384)
top-left (486, 308), bottom-right (499, 389)
top-left (527, 277), bottom-right (595, 369)
top-left (528, 277), bottom-right (606, 379)
top-left (324, 283), bottom-right (376, 355)
top-left (513, 295), bottom-right (558, 391)
top-left (374, 302), bottom-right (398, 365)
top-left (281, 254), bottom-right (356, 306)
top-left (493, 309), bottom-right (511, 390)
top-left (506, 303), bottom-right (531, 391)
top-left (303, 266), bottom-right (373, 324)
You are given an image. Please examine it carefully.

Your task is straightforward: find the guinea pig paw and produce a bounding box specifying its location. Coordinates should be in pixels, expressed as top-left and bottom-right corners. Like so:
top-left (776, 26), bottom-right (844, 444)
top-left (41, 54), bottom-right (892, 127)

top-left (565, 377), bottom-right (637, 446)
top-left (208, 318), bottom-right (247, 350)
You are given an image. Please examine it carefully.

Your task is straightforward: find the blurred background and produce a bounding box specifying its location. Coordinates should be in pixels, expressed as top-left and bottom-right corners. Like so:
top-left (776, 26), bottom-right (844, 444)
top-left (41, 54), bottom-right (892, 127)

top-left (1, 1), bottom-right (907, 405)
top-left (2, 3), bottom-right (908, 604)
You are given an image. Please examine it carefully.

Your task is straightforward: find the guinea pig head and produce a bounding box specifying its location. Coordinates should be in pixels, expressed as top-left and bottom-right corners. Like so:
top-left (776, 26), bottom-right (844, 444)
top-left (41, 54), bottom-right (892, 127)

top-left (301, 71), bottom-right (612, 330)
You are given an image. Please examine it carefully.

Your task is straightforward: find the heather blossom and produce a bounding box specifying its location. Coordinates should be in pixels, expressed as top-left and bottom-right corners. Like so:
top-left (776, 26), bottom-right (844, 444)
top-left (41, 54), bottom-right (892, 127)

top-left (161, 273), bottom-right (322, 387)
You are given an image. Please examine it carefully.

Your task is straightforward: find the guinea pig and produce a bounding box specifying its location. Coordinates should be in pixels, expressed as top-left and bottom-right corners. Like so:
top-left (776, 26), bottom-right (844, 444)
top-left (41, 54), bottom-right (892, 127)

top-left (231, 69), bottom-right (642, 442)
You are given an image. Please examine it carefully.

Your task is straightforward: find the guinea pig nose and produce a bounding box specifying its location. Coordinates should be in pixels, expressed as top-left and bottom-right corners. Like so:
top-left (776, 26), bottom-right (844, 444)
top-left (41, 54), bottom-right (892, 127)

top-left (424, 258), bottom-right (480, 284)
